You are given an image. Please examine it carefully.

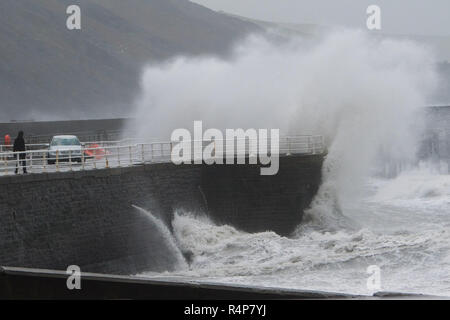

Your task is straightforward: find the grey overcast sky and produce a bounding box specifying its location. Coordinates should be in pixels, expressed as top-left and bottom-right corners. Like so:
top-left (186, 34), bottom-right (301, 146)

top-left (191, 0), bottom-right (450, 37)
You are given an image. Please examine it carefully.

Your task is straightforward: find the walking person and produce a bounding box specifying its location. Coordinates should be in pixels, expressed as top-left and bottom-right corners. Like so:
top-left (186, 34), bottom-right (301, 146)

top-left (13, 131), bottom-right (27, 174)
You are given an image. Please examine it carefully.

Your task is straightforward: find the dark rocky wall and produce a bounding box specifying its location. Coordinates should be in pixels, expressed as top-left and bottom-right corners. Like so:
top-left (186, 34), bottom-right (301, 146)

top-left (423, 107), bottom-right (450, 160)
top-left (0, 155), bottom-right (323, 275)
top-left (201, 155), bottom-right (323, 234)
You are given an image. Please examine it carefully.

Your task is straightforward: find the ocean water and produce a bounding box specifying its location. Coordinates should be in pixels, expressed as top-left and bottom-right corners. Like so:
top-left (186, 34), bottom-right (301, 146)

top-left (139, 167), bottom-right (450, 297)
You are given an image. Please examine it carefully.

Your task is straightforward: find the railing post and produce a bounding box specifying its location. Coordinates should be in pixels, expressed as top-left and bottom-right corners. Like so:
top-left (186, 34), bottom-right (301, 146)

top-left (286, 137), bottom-right (291, 156)
top-left (151, 144), bottom-right (154, 162)
top-left (82, 149), bottom-right (85, 170)
top-left (56, 150), bottom-right (59, 172)
top-left (30, 151), bottom-right (33, 173)
top-left (43, 151), bottom-right (47, 173)
top-left (129, 146), bottom-right (132, 165)
top-left (93, 148), bottom-right (97, 169)
top-left (141, 144), bottom-right (145, 163)
top-left (307, 136), bottom-right (312, 154)
top-left (314, 137), bottom-right (317, 154)
top-left (117, 147), bottom-right (121, 167)
top-left (313, 136), bottom-right (318, 154)
top-left (105, 149), bottom-right (109, 168)
top-left (69, 150), bottom-right (72, 171)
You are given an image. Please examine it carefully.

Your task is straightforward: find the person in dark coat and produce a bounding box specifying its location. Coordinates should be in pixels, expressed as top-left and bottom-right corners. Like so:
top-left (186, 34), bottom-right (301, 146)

top-left (13, 131), bottom-right (27, 174)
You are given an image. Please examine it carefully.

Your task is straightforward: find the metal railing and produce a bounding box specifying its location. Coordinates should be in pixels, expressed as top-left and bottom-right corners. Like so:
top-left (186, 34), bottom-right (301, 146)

top-left (0, 135), bottom-right (325, 176)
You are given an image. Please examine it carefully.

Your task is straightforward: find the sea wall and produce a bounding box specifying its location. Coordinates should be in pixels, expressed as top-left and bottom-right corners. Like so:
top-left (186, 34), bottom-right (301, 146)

top-left (421, 106), bottom-right (450, 171)
top-left (0, 155), bottom-right (323, 275)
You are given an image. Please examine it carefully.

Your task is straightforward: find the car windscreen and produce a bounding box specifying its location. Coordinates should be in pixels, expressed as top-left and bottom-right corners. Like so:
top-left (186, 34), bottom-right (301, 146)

top-left (50, 138), bottom-right (81, 146)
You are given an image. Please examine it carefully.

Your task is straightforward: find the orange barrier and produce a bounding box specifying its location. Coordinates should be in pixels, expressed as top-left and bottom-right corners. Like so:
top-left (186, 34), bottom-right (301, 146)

top-left (84, 144), bottom-right (106, 160)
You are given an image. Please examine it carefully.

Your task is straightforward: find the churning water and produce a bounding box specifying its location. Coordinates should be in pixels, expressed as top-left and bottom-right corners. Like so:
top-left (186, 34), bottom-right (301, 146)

top-left (138, 167), bottom-right (450, 297)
